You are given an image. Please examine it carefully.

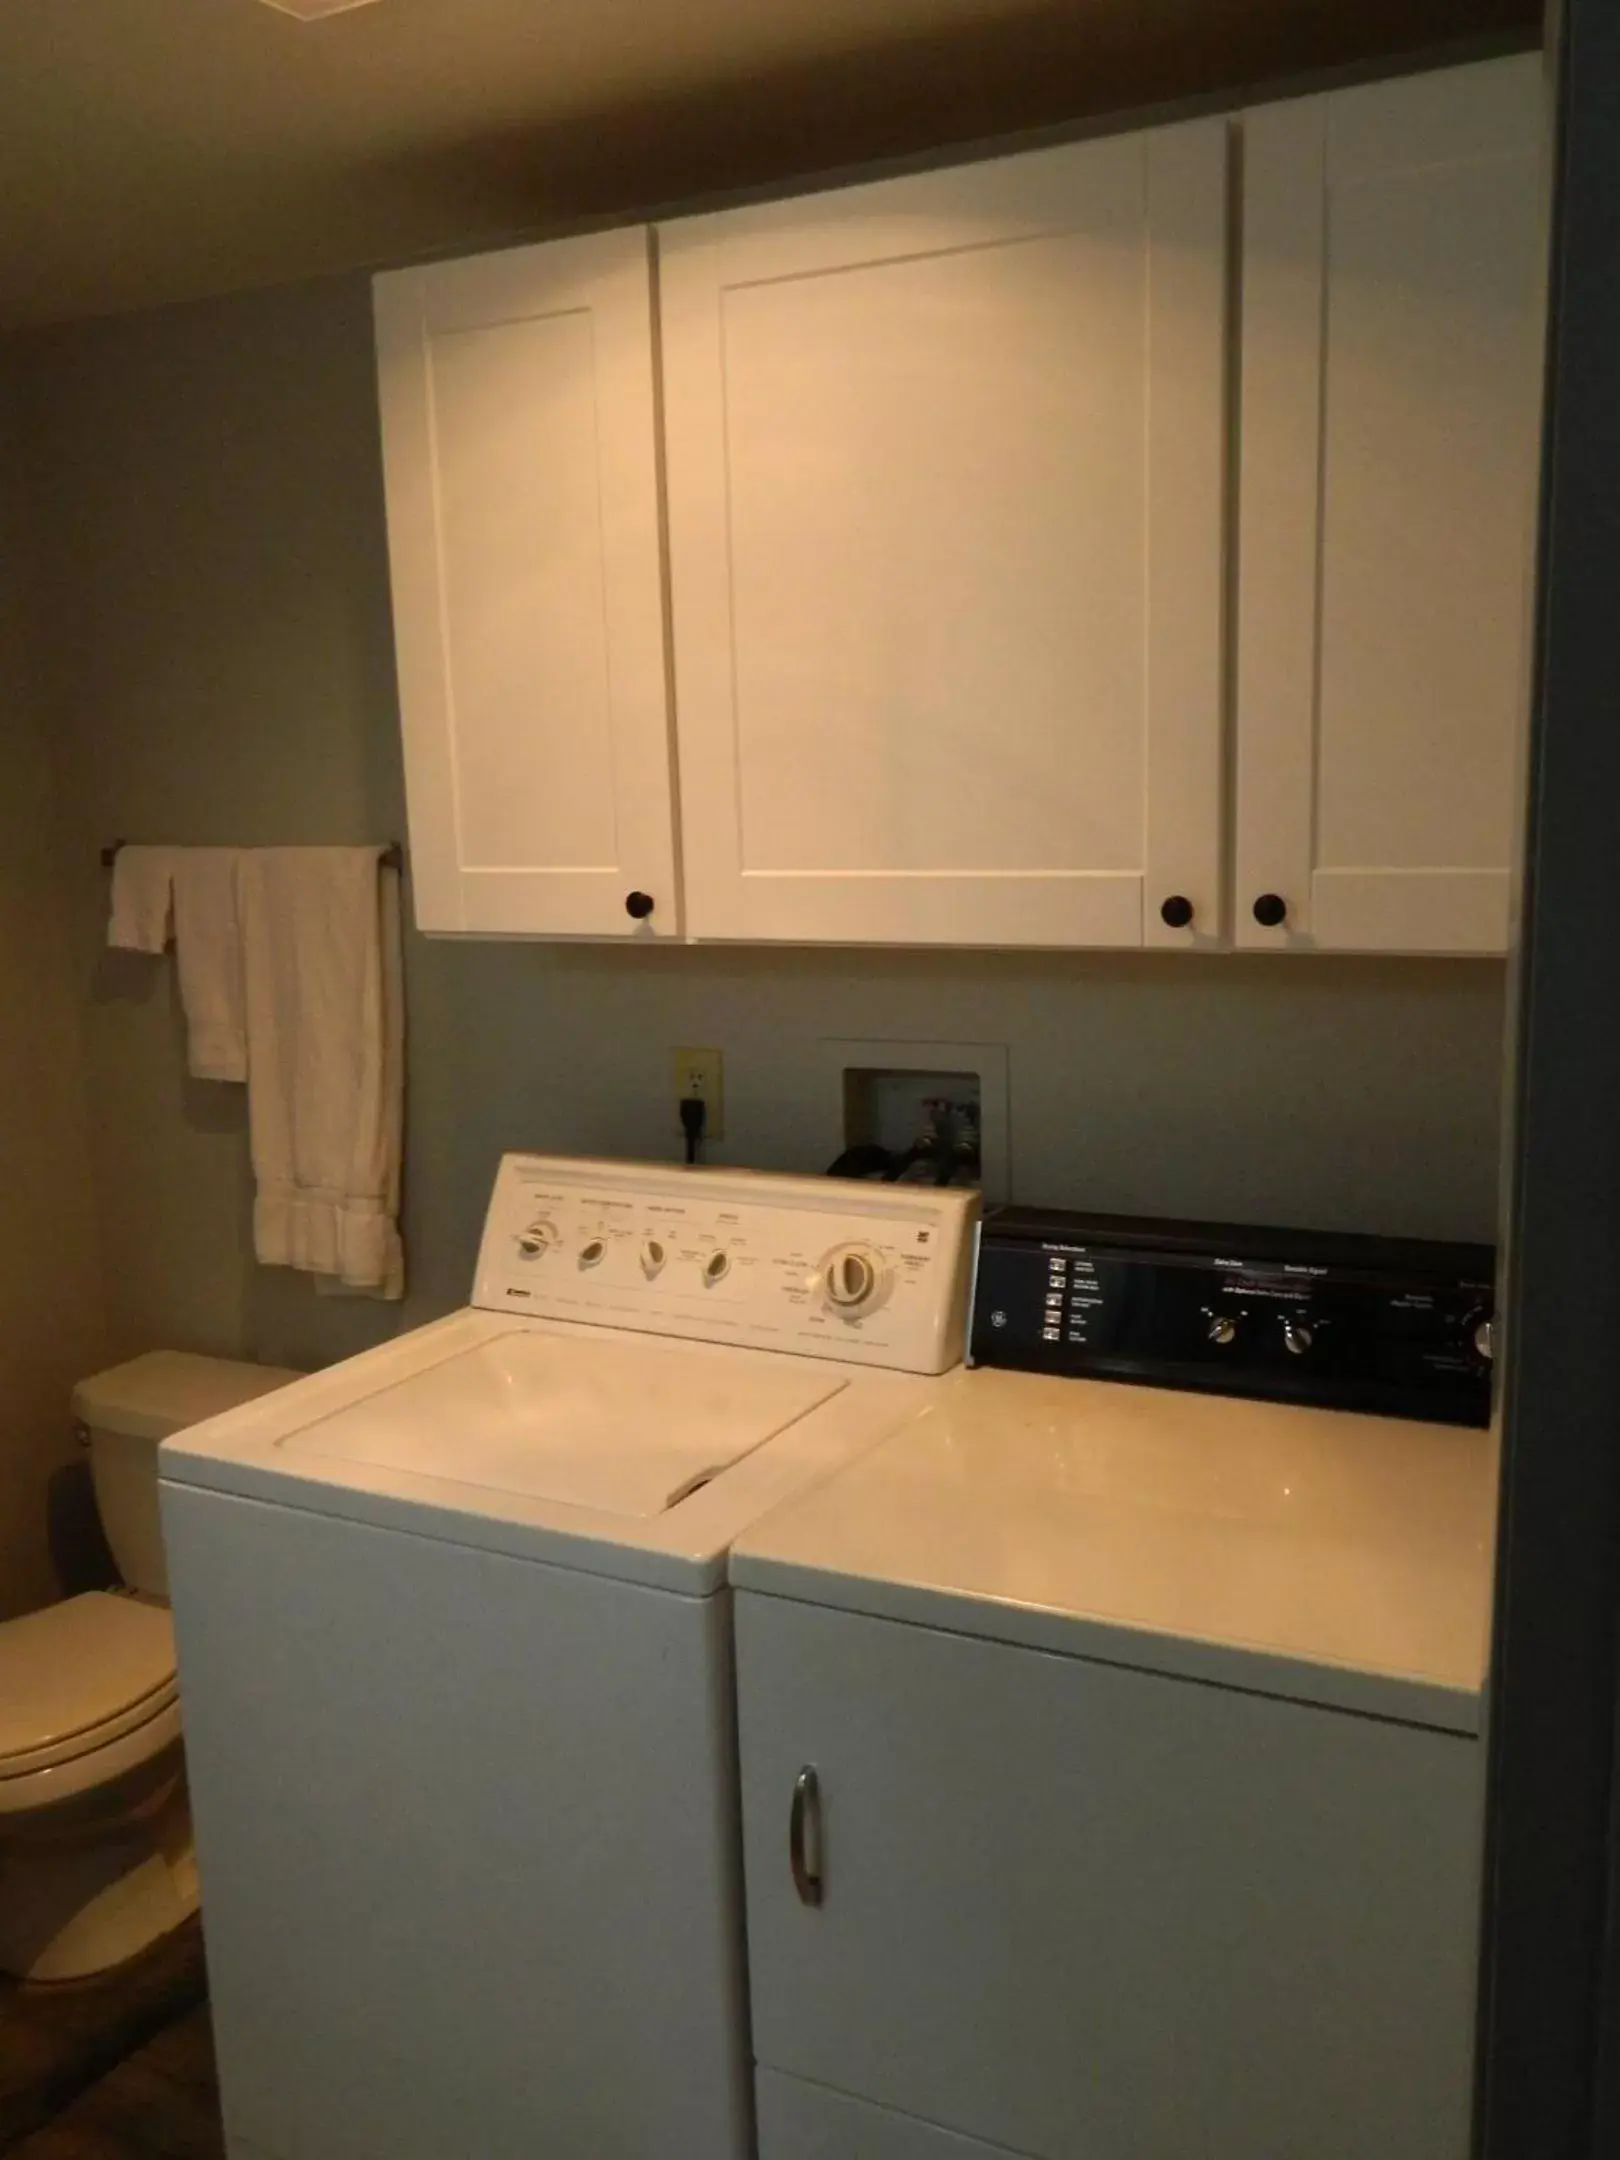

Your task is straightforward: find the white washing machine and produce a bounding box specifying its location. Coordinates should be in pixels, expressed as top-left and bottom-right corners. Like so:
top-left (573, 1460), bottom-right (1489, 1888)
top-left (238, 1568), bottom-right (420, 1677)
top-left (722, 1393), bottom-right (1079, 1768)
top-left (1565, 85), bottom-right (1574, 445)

top-left (159, 1155), bottom-right (976, 2160)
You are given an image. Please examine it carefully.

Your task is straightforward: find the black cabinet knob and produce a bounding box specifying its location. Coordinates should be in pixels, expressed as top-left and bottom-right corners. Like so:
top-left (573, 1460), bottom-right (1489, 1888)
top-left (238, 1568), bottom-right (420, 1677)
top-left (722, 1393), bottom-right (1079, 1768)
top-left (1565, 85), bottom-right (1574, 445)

top-left (624, 891), bottom-right (655, 920)
top-left (1252, 893), bottom-right (1288, 928)
top-left (1159, 895), bottom-right (1194, 929)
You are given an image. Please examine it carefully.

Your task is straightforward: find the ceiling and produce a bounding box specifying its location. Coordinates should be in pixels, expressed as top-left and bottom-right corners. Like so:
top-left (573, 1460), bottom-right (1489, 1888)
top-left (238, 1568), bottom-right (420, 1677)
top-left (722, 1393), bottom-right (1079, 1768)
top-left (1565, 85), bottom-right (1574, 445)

top-left (0, 0), bottom-right (1540, 329)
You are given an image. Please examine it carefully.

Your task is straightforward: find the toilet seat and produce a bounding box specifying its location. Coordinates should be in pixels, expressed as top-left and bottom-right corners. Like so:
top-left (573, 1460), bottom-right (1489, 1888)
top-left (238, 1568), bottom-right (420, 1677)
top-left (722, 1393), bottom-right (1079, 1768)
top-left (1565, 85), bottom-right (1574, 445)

top-left (0, 1594), bottom-right (179, 1783)
top-left (0, 1697), bottom-right (184, 1820)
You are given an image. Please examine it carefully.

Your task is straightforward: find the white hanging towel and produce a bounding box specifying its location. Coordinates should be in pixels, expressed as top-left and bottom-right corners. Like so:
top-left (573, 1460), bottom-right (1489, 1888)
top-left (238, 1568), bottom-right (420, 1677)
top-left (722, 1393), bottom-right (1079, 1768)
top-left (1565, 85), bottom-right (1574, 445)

top-left (107, 845), bottom-right (177, 953)
top-left (236, 847), bottom-right (405, 1299)
top-left (107, 845), bottom-right (247, 1081)
top-left (171, 850), bottom-right (247, 1081)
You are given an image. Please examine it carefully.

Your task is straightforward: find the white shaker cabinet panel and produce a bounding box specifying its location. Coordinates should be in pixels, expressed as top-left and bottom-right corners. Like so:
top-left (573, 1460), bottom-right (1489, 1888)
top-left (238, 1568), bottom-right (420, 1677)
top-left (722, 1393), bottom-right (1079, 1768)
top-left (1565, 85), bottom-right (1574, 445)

top-left (757, 2068), bottom-right (1034, 2159)
top-left (660, 125), bottom-right (1228, 949)
top-left (373, 233), bottom-right (678, 937)
top-left (1236, 55), bottom-right (1545, 953)
top-left (737, 1592), bottom-right (1482, 2160)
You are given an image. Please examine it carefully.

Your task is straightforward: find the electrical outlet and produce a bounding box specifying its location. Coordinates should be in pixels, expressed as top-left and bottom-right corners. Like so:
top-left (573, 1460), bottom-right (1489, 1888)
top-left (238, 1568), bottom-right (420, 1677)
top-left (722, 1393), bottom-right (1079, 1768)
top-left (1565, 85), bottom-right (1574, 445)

top-left (673, 1046), bottom-right (724, 1141)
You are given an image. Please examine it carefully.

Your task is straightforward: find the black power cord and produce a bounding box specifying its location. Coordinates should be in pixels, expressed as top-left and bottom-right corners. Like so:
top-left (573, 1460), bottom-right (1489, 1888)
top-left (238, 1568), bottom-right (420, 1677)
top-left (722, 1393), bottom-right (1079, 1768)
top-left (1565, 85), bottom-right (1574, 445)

top-left (680, 1095), bottom-right (707, 1165)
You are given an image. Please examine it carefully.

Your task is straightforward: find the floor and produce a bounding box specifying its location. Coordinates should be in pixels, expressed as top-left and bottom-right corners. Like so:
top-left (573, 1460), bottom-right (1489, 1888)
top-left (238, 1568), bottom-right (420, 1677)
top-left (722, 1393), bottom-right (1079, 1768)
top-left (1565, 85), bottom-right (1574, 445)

top-left (0, 1920), bottom-right (222, 2157)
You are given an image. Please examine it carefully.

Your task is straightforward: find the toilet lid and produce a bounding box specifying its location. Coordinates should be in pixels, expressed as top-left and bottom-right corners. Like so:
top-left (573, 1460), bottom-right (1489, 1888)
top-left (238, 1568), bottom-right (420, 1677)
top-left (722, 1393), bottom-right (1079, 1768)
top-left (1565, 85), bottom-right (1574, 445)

top-left (0, 1593), bottom-right (177, 1772)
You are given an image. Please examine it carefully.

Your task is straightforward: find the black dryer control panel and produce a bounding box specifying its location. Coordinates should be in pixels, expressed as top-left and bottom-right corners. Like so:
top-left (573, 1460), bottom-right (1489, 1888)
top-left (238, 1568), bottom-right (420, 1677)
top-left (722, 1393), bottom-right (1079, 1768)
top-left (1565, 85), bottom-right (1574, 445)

top-left (970, 1207), bottom-right (1495, 1427)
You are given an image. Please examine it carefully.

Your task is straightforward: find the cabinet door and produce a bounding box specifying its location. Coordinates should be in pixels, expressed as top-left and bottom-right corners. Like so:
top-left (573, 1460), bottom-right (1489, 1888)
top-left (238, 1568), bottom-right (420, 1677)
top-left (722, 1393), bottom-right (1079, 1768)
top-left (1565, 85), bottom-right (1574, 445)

top-left (1236, 56), bottom-right (1545, 953)
top-left (660, 126), bottom-right (1227, 949)
top-left (758, 2067), bottom-right (1033, 2159)
top-left (373, 233), bottom-right (677, 937)
top-left (737, 1591), bottom-right (1482, 2160)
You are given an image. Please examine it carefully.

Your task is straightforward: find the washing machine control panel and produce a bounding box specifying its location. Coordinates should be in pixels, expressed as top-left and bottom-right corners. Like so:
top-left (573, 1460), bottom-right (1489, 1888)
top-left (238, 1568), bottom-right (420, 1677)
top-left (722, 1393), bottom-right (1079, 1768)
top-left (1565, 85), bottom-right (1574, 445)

top-left (472, 1156), bottom-right (978, 1374)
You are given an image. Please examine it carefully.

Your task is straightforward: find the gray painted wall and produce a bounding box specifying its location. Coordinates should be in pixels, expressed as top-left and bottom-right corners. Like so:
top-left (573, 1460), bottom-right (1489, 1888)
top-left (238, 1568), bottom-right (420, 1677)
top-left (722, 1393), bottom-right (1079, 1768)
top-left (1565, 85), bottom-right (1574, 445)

top-left (17, 276), bottom-right (1508, 1378)
top-left (0, 360), bottom-right (107, 1615)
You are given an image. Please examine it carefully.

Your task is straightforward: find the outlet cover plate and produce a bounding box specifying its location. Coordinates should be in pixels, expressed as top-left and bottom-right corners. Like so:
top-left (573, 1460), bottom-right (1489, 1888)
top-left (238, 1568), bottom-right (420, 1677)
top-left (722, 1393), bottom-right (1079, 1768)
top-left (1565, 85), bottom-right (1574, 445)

top-left (673, 1045), bottom-right (725, 1141)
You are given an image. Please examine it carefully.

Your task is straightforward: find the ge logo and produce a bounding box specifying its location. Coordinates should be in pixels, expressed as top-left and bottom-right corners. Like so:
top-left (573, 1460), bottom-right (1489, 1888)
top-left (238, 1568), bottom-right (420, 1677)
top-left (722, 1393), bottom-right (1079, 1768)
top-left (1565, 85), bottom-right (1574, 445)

top-left (990, 1310), bottom-right (1008, 1328)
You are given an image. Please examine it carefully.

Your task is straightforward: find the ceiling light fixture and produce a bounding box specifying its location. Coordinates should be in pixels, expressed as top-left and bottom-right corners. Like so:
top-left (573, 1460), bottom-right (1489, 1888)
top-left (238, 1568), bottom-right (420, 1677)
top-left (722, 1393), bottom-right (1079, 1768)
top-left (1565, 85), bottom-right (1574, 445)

top-left (255, 0), bottom-right (384, 19)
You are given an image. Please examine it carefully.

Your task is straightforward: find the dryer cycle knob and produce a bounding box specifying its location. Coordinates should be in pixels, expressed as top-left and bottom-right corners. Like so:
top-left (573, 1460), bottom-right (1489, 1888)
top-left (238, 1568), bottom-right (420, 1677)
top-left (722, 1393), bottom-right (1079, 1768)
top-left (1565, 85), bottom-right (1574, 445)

top-left (1282, 1317), bottom-right (1314, 1356)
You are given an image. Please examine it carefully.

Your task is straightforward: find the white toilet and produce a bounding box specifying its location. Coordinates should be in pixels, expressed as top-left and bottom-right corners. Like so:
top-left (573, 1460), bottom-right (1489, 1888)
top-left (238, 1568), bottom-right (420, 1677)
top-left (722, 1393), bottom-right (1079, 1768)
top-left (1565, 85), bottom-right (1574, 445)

top-left (0, 1351), bottom-right (300, 1982)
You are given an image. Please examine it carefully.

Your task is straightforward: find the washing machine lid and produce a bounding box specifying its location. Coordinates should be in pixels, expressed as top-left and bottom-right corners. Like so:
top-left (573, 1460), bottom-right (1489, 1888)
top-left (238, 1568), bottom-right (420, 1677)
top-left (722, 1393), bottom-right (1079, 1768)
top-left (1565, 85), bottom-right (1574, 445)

top-left (275, 1327), bottom-right (847, 1518)
top-left (0, 1593), bottom-right (177, 1768)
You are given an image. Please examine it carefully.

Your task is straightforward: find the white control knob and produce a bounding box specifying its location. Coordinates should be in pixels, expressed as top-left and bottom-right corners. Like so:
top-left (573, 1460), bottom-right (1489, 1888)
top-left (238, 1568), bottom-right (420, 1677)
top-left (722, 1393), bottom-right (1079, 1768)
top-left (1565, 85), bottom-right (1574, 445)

top-left (821, 1243), bottom-right (890, 1318)
top-left (641, 1238), bottom-right (667, 1279)
top-left (702, 1248), bottom-right (731, 1287)
top-left (578, 1238), bottom-right (607, 1270)
top-left (1282, 1317), bottom-right (1314, 1356)
top-left (517, 1217), bottom-right (559, 1261)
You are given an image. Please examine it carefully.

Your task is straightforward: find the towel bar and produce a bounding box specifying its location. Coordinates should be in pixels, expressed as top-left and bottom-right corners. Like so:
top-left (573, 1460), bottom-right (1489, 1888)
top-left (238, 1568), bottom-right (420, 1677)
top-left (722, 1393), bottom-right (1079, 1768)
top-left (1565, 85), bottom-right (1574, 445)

top-left (101, 841), bottom-right (404, 872)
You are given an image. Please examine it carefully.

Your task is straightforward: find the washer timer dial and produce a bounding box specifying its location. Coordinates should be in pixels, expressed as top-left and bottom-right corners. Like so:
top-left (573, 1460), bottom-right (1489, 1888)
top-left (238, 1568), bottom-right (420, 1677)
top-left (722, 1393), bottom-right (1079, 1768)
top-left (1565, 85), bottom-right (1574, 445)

top-left (819, 1243), bottom-right (892, 1321)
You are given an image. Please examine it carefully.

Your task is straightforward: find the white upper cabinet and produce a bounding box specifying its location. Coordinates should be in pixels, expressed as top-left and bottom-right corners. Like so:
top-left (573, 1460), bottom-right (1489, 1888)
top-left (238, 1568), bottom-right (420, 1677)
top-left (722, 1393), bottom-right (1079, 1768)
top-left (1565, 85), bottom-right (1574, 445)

top-left (369, 59), bottom-right (1545, 953)
top-left (1236, 56), bottom-right (1546, 954)
top-left (374, 233), bottom-right (678, 937)
top-left (659, 124), bottom-right (1229, 950)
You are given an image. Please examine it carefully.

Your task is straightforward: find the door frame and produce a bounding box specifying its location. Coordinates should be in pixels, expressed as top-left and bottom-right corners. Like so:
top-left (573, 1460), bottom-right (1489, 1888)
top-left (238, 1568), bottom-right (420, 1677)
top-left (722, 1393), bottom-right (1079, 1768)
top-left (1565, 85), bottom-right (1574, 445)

top-left (1477, 4), bottom-right (1620, 2153)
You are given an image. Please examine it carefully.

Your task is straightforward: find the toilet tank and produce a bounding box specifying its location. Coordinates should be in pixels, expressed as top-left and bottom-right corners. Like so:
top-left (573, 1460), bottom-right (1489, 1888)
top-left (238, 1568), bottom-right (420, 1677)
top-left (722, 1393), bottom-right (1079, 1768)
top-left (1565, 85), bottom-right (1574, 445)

top-left (71, 1352), bottom-right (304, 1596)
